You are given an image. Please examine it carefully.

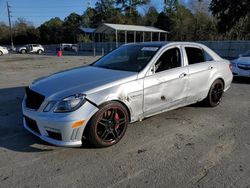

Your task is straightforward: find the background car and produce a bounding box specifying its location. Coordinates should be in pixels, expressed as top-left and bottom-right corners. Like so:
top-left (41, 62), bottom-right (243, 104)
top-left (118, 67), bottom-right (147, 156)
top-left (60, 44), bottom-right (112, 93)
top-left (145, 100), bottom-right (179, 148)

top-left (22, 42), bottom-right (233, 148)
top-left (231, 50), bottom-right (250, 77)
top-left (60, 43), bottom-right (78, 52)
top-left (17, 44), bottom-right (44, 54)
top-left (0, 46), bottom-right (8, 56)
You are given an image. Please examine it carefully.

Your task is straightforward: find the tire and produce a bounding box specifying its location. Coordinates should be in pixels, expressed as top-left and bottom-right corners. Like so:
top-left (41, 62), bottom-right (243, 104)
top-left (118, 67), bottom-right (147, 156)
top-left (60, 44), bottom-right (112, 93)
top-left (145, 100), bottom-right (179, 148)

top-left (37, 50), bottom-right (42, 54)
top-left (21, 49), bottom-right (26, 54)
top-left (0, 51), bottom-right (3, 56)
top-left (204, 79), bottom-right (224, 107)
top-left (88, 101), bottom-right (129, 148)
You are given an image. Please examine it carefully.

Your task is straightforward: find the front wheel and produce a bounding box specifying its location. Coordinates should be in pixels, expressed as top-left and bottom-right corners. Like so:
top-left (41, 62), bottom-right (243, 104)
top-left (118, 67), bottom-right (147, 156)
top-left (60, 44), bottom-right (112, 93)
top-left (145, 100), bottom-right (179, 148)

top-left (204, 79), bottom-right (224, 107)
top-left (37, 50), bottom-right (42, 54)
top-left (21, 49), bottom-right (26, 54)
top-left (0, 51), bottom-right (3, 56)
top-left (88, 101), bottom-right (129, 147)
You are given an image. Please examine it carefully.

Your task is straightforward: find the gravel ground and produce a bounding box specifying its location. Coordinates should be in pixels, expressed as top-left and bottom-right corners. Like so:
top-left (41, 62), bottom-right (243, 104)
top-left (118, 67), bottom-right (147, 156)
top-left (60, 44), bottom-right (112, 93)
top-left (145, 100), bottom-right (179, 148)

top-left (0, 54), bottom-right (249, 188)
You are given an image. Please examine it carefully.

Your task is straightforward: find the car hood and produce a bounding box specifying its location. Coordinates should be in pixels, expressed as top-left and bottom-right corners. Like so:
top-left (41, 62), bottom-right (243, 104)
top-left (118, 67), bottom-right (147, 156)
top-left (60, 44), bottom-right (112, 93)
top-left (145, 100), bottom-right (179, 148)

top-left (30, 66), bottom-right (138, 100)
top-left (236, 57), bottom-right (250, 64)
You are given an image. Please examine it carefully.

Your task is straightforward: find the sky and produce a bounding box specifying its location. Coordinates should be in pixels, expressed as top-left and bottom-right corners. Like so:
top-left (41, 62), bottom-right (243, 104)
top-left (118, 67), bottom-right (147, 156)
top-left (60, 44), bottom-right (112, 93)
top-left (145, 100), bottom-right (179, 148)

top-left (0, 0), bottom-right (192, 27)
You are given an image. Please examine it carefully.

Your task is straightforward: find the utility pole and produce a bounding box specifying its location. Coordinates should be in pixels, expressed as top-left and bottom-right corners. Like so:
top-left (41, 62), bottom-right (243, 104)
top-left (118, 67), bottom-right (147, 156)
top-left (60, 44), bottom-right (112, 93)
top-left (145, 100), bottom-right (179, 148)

top-left (7, 1), bottom-right (14, 49)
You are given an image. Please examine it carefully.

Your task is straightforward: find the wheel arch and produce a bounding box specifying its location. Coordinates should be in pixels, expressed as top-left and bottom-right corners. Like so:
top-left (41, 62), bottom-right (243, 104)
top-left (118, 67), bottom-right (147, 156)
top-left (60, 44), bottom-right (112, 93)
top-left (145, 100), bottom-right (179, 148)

top-left (82, 99), bottom-right (131, 143)
top-left (206, 77), bottom-right (225, 97)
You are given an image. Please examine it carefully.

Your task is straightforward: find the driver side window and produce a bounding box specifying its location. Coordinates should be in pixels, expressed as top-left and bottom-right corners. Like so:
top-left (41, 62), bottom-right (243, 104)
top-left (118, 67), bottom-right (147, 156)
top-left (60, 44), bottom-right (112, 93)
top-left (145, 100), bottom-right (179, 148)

top-left (155, 48), bottom-right (181, 73)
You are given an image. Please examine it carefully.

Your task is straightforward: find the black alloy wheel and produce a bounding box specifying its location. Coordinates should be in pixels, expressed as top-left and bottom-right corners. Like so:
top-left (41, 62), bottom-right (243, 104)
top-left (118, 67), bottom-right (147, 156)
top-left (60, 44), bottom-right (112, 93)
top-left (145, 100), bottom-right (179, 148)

top-left (88, 101), bottom-right (129, 147)
top-left (205, 79), bottom-right (224, 107)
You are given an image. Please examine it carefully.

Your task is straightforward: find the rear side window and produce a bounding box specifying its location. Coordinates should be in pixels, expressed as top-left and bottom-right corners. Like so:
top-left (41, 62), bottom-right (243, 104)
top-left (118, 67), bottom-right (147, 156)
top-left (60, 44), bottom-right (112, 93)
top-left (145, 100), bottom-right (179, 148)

top-left (185, 47), bottom-right (205, 65)
top-left (204, 50), bottom-right (214, 61)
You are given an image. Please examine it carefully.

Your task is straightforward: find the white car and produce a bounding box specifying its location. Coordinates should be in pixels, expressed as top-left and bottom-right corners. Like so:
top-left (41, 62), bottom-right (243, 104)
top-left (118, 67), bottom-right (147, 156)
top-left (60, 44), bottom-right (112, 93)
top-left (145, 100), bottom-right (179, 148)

top-left (231, 50), bottom-right (250, 77)
top-left (60, 43), bottom-right (78, 52)
top-left (17, 44), bottom-right (44, 54)
top-left (22, 42), bottom-right (233, 147)
top-left (0, 46), bottom-right (8, 56)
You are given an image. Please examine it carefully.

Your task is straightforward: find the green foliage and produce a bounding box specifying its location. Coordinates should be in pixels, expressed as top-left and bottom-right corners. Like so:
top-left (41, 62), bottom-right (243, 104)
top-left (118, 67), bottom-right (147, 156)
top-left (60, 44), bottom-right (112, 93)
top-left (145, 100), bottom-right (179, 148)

top-left (210, 0), bottom-right (250, 33)
top-left (77, 34), bottom-right (92, 43)
top-left (39, 17), bottom-right (64, 44)
top-left (0, 22), bottom-right (10, 44)
top-left (0, 0), bottom-right (249, 45)
top-left (63, 13), bottom-right (83, 43)
top-left (154, 12), bottom-right (171, 32)
top-left (170, 5), bottom-right (195, 40)
top-left (144, 6), bottom-right (158, 26)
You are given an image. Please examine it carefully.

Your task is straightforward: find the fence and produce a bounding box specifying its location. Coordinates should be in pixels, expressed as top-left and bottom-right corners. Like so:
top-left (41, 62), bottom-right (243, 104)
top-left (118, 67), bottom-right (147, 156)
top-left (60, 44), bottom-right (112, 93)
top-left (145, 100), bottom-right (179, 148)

top-left (78, 41), bottom-right (250, 59)
top-left (199, 41), bottom-right (250, 59)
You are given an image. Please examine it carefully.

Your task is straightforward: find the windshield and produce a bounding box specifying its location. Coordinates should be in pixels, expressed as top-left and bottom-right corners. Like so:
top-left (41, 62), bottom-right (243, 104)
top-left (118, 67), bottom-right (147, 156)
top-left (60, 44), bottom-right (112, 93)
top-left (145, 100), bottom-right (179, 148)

top-left (92, 45), bottom-right (159, 72)
top-left (242, 50), bottom-right (250, 57)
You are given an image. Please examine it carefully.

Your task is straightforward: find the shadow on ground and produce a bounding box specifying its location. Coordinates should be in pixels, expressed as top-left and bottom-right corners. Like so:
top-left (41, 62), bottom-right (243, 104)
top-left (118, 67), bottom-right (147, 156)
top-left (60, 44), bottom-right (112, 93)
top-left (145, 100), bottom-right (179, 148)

top-left (0, 86), bottom-right (96, 152)
top-left (0, 86), bottom-right (54, 152)
top-left (233, 77), bottom-right (250, 84)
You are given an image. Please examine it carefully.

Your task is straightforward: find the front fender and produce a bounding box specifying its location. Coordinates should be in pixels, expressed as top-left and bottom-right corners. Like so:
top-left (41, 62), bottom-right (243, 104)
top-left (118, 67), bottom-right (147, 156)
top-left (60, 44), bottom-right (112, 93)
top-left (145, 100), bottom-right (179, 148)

top-left (86, 79), bottom-right (144, 123)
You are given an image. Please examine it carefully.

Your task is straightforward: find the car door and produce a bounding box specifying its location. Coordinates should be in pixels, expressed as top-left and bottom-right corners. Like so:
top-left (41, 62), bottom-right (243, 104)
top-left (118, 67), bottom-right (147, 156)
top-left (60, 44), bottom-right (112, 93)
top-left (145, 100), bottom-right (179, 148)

top-left (32, 45), bottom-right (38, 52)
top-left (143, 47), bottom-right (189, 117)
top-left (183, 46), bottom-right (215, 103)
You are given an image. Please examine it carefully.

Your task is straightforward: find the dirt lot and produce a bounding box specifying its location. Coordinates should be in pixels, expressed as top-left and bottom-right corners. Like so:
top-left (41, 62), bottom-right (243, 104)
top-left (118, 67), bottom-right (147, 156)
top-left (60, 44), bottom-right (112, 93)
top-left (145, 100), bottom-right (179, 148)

top-left (0, 54), bottom-right (249, 188)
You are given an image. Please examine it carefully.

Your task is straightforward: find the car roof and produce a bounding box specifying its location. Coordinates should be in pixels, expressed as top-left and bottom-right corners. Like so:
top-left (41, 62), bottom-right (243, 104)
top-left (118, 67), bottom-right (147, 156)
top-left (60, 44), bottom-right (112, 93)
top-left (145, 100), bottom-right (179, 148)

top-left (125, 42), bottom-right (169, 47)
top-left (124, 41), bottom-right (204, 48)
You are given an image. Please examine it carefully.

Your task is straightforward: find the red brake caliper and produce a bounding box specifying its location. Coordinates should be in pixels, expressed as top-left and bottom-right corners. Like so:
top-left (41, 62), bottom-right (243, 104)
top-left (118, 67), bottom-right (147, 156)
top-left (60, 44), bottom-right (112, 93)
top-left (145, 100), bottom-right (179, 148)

top-left (114, 113), bottom-right (120, 130)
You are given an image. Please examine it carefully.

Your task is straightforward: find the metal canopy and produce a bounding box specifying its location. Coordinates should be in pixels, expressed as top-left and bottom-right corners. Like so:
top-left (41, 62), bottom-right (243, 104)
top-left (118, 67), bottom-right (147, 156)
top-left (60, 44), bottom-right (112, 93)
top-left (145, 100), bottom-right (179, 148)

top-left (95, 23), bottom-right (169, 34)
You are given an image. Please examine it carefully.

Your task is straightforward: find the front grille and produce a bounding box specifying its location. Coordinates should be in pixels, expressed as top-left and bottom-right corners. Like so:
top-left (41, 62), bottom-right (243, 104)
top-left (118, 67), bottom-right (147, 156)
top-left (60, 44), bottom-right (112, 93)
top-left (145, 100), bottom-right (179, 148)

top-left (47, 131), bottom-right (62, 141)
top-left (24, 116), bottom-right (40, 135)
top-left (25, 87), bottom-right (45, 110)
top-left (238, 64), bottom-right (250, 70)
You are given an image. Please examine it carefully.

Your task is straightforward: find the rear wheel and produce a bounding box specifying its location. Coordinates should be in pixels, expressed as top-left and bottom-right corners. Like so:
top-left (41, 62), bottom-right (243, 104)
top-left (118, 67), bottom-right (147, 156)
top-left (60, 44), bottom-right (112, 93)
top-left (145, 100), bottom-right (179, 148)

top-left (205, 79), bottom-right (224, 107)
top-left (21, 49), bottom-right (26, 54)
top-left (37, 49), bottom-right (42, 54)
top-left (88, 101), bottom-right (129, 147)
top-left (0, 51), bottom-right (3, 56)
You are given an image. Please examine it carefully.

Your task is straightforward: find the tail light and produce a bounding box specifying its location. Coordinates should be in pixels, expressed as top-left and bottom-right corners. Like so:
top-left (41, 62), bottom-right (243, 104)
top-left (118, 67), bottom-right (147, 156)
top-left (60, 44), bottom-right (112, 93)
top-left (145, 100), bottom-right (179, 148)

top-left (229, 63), bottom-right (233, 71)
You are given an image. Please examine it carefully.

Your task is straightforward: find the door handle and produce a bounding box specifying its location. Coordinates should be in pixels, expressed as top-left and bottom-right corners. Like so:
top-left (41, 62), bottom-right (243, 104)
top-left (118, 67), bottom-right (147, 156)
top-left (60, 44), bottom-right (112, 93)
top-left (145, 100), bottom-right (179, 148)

top-left (208, 65), bottom-right (214, 70)
top-left (179, 73), bottom-right (187, 78)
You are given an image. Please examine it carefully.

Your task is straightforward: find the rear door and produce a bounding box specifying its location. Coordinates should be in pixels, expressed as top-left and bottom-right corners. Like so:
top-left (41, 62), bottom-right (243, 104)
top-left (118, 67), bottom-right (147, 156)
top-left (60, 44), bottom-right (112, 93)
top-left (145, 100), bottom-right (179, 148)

top-left (184, 46), bottom-right (215, 102)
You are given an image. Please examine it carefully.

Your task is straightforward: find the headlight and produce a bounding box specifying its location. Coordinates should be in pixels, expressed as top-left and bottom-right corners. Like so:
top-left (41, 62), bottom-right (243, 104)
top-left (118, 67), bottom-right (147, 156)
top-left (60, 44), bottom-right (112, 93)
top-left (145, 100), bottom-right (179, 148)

top-left (231, 63), bottom-right (236, 67)
top-left (52, 94), bottom-right (86, 113)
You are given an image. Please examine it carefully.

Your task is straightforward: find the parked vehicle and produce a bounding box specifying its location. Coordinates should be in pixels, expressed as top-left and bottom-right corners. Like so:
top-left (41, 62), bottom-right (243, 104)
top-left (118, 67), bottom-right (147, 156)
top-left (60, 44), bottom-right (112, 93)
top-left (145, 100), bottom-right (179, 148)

top-left (17, 44), bottom-right (44, 54)
top-left (22, 42), bottom-right (233, 148)
top-left (0, 46), bottom-right (8, 56)
top-left (231, 50), bottom-right (250, 77)
top-left (60, 43), bottom-right (78, 52)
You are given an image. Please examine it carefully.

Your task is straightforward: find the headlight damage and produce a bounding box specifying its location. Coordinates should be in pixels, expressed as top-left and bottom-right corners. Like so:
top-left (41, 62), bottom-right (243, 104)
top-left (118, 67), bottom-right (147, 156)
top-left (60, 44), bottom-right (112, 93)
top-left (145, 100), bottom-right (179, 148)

top-left (44, 94), bottom-right (86, 113)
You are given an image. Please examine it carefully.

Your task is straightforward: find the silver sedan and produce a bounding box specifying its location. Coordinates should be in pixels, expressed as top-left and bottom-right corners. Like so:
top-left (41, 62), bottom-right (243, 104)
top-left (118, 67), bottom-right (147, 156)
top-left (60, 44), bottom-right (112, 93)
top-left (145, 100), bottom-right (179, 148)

top-left (22, 42), bottom-right (233, 147)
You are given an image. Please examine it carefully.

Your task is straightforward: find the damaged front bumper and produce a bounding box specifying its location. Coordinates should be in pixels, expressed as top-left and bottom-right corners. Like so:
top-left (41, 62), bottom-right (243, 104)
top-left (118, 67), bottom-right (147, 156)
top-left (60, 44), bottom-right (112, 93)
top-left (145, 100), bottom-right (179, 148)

top-left (22, 99), bottom-right (98, 147)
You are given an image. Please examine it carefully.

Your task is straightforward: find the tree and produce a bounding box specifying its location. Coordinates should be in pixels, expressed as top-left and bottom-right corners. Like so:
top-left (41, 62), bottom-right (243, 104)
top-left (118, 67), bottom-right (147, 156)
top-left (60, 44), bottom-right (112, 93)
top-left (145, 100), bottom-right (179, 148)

top-left (164, 0), bottom-right (178, 13)
top-left (210, 0), bottom-right (250, 33)
top-left (116, 0), bottom-right (149, 14)
top-left (170, 5), bottom-right (194, 40)
top-left (144, 6), bottom-right (158, 26)
top-left (0, 22), bottom-right (10, 44)
top-left (63, 13), bottom-right (83, 43)
top-left (192, 12), bottom-right (217, 40)
top-left (39, 17), bottom-right (64, 44)
top-left (13, 18), bottom-right (40, 44)
top-left (154, 12), bottom-right (171, 32)
top-left (82, 7), bottom-right (98, 27)
top-left (94, 0), bottom-right (125, 25)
